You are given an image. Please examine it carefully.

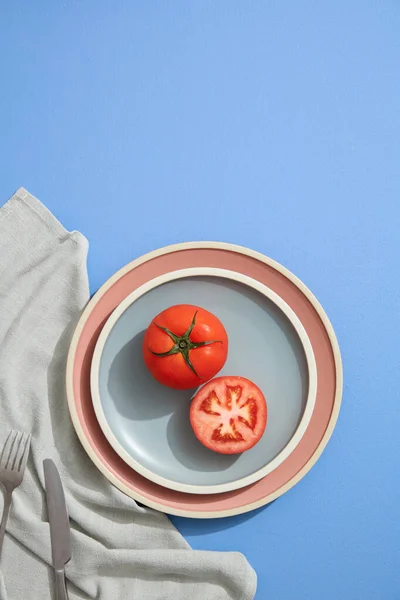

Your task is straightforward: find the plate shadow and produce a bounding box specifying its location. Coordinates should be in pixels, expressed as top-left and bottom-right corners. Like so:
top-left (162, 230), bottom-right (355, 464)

top-left (166, 403), bottom-right (239, 473)
top-left (107, 330), bottom-right (195, 420)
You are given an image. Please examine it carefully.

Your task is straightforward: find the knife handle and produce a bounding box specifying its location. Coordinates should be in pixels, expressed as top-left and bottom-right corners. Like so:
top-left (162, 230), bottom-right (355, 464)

top-left (55, 569), bottom-right (68, 600)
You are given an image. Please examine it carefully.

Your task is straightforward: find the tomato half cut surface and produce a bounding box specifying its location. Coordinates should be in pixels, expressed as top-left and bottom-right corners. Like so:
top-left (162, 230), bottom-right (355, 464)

top-left (190, 376), bottom-right (267, 455)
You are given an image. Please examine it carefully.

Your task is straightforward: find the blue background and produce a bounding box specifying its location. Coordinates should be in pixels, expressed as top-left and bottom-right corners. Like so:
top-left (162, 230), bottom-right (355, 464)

top-left (1, 2), bottom-right (399, 598)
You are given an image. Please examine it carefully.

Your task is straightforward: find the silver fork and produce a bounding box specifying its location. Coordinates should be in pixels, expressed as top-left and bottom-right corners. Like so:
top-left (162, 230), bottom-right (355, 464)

top-left (0, 430), bottom-right (31, 555)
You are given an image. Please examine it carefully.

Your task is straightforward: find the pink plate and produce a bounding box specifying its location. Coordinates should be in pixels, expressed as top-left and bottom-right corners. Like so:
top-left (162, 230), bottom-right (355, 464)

top-left (66, 243), bottom-right (343, 518)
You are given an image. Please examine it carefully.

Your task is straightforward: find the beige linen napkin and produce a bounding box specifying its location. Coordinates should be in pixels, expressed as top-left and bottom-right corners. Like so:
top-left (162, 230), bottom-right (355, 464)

top-left (0, 188), bottom-right (257, 600)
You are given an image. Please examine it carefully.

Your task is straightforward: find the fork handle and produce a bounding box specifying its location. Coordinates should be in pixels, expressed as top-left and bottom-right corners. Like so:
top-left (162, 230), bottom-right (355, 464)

top-left (0, 489), bottom-right (12, 557)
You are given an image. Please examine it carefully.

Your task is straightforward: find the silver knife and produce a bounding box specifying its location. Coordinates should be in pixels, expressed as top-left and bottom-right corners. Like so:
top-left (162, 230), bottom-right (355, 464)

top-left (43, 459), bottom-right (71, 600)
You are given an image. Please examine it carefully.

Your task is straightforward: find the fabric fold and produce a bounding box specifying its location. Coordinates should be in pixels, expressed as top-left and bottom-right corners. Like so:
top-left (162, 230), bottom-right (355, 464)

top-left (0, 188), bottom-right (257, 600)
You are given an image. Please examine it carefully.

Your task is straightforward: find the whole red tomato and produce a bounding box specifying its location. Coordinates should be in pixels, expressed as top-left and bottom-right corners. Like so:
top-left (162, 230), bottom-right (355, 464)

top-left (190, 376), bottom-right (267, 454)
top-left (143, 304), bottom-right (228, 390)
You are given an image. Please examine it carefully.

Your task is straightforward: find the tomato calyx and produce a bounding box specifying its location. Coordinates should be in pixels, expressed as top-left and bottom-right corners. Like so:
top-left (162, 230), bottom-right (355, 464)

top-left (148, 311), bottom-right (221, 378)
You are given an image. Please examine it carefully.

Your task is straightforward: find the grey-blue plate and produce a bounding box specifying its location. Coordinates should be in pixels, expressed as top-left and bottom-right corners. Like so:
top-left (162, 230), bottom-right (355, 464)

top-left (91, 268), bottom-right (317, 494)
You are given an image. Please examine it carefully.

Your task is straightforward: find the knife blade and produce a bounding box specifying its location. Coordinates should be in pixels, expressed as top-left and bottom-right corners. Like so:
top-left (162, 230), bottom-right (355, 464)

top-left (43, 459), bottom-right (71, 600)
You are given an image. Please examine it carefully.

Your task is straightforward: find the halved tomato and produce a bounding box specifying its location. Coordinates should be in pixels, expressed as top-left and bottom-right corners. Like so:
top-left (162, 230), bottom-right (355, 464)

top-left (190, 376), bottom-right (267, 454)
top-left (143, 304), bottom-right (228, 390)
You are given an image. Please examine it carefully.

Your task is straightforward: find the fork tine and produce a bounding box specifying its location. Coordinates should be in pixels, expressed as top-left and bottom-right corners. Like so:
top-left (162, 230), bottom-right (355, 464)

top-left (4, 429), bottom-right (19, 470)
top-left (0, 431), bottom-right (15, 468)
top-left (8, 431), bottom-right (23, 471)
top-left (11, 432), bottom-right (25, 471)
top-left (17, 434), bottom-right (31, 473)
top-left (0, 430), bottom-right (18, 470)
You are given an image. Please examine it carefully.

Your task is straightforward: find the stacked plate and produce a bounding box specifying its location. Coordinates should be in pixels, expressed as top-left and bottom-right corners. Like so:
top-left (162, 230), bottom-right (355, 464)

top-left (66, 243), bottom-right (342, 518)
